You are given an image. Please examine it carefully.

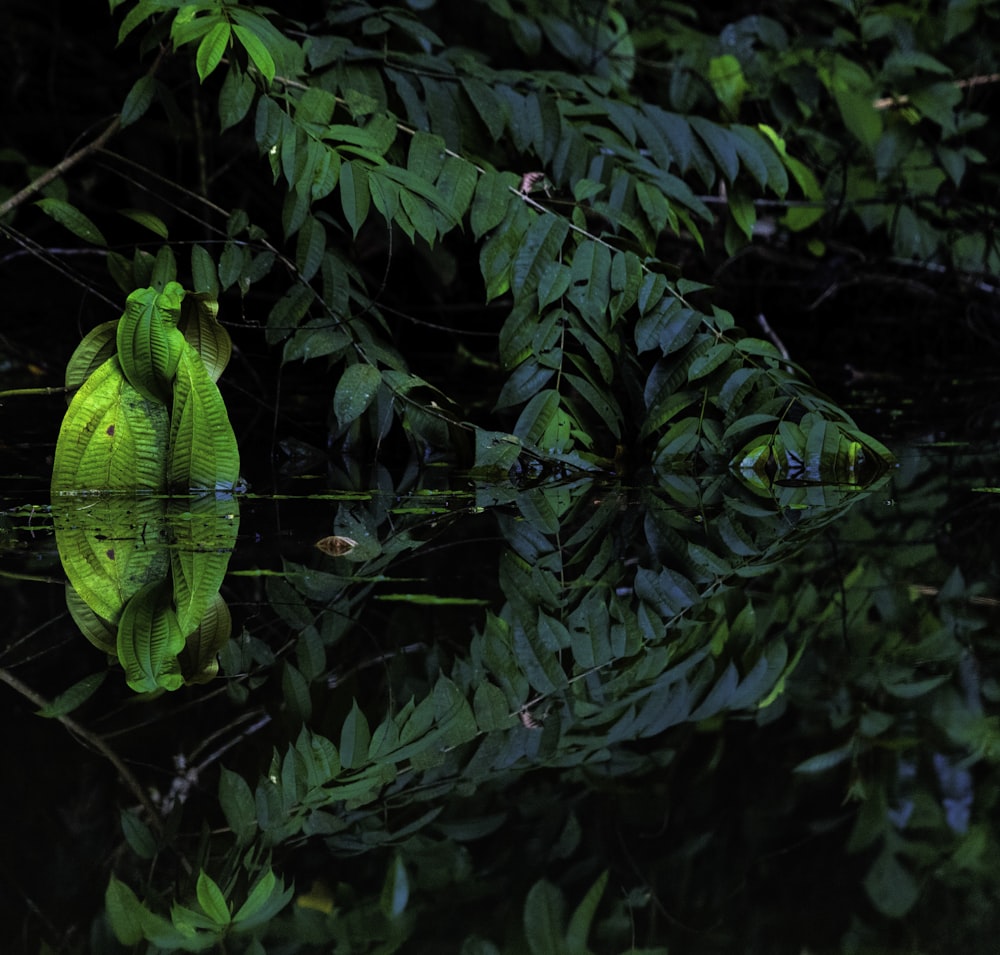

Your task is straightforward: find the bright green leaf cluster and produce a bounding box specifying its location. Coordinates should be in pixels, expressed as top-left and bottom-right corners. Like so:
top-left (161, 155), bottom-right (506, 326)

top-left (51, 284), bottom-right (241, 691)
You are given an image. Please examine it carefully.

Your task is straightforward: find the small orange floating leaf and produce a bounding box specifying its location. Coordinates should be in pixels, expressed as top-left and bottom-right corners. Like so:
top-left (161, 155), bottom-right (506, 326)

top-left (314, 535), bottom-right (358, 557)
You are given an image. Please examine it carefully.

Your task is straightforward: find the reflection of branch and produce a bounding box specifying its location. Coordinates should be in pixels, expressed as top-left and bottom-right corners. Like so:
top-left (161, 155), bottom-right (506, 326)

top-left (326, 642), bottom-right (427, 688)
top-left (910, 584), bottom-right (1000, 607)
top-left (0, 666), bottom-right (163, 833)
top-left (873, 72), bottom-right (1000, 110)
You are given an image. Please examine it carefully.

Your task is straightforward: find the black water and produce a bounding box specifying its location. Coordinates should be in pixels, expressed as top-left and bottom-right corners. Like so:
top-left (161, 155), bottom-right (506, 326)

top-left (2, 262), bottom-right (1000, 954)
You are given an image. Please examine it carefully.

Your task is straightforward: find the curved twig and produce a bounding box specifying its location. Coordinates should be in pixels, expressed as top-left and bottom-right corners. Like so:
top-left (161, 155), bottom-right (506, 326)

top-left (0, 666), bottom-right (163, 833)
top-left (0, 117), bottom-right (122, 221)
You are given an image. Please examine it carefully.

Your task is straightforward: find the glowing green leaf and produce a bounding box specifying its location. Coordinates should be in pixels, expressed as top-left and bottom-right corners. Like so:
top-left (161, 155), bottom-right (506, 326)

top-left (170, 495), bottom-right (240, 634)
top-left (167, 347), bottom-right (241, 490)
top-left (233, 24), bottom-right (276, 86)
top-left (52, 357), bottom-right (168, 492)
top-left (116, 580), bottom-right (185, 693)
top-left (106, 876), bottom-right (145, 946)
top-left (179, 294), bottom-right (231, 381)
top-left (117, 284), bottom-right (186, 402)
top-left (65, 321), bottom-right (118, 391)
top-left (196, 21), bottom-right (231, 83)
top-left (196, 870), bottom-right (231, 926)
top-left (66, 585), bottom-right (117, 655)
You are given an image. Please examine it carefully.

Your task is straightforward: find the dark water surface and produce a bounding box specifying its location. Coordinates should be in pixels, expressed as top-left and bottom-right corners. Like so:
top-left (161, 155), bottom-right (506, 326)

top-left (2, 304), bottom-right (999, 954)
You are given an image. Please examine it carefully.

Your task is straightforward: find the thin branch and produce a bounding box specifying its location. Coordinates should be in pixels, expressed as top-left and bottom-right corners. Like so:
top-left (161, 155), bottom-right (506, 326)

top-left (0, 222), bottom-right (121, 310)
top-left (755, 313), bottom-right (791, 363)
top-left (0, 117), bottom-right (122, 221)
top-left (0, 45), bottom-right (169, 220)
top-left (873, 72), bottom-right (1000, 110)
top-left (0, 386), bottom-right (69, 398)
top-left (0, 666), bottom-right (163, 833)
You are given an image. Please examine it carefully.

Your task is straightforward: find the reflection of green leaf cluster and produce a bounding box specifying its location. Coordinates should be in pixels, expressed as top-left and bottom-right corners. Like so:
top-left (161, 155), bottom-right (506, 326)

top-left (52, 494), bottom-right (239, 692)
top-left (252, 450), bottom-right (994, 954)
top-left (106, 868), bottom-right (292, 951)
top-left (765, 451), bottom-right (1000, 940)
top-left (174, 464), bottom-right (871, 944)
top-left (51, 282), bottom-right (241, 692)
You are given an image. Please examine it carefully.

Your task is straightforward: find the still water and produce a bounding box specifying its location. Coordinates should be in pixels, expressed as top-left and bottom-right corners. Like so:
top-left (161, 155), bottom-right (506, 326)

top-left (1, 340), bottom-right (998, 955)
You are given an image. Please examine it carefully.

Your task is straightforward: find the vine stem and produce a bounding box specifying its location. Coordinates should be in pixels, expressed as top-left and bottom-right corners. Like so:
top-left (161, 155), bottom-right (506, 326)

top-left (0, 666), bottom-right (164, 833)
top-left (0, 386), bottom-right (69, 398)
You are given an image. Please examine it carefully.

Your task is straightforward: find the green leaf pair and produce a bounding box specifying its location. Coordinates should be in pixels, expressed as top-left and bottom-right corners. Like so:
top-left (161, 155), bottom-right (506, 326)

top-left (53, 283), bottom-right (240, 493)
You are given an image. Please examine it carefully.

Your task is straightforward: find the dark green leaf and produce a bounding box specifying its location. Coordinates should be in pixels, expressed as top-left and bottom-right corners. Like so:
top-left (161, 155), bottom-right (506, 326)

top-left (524, 880), bottom-right (567, 955)
top-left (339, 160), bottom-right (371, 237)
top-left (864, 849), bottom-right (919, 918)
top-left (233, 870), bottom-right (293, 932)
top-left (219, 64), bottom-right (256, 131)
top-left (334, 362), bottom-right (382, 427)
top-left (340, 699), bottom-right (371, 770)
top-left (689, 117), bottom-right (739, 183)
top-left (120, 808), bottom-right (158, 859)
top-left (219, 766), bottom-right (258, 846)
top-left (512, 213), bottom-right (569, 298)
top-left (281, 662), bottom-right (312, 723)
top-left (36, 672), bottom-right (106, 718)
top-left (295, 214), bottom-right (326, 281)
top-left (35, 198), bottom-right (107, 246)
top-left (267, 283), bottom-right (316, 344)
top-left (471, 171), bottom-right (517, 239)
top-left (121, 75), bottom-right (156, 127)
top-left (190, 244), bottom-right (219, 297)
top-left (794, 745), bottom-right (853, 775)
top-left (380, 856), bottom-right (410, 919)
top-left (473, 682), bottom-right (513, 731)
top-left (566, 871), bottom-right (608, 955)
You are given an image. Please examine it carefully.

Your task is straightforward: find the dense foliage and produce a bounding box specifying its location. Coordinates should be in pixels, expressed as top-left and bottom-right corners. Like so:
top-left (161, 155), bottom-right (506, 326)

top-left (1, 0), bottom-right (999, 953)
